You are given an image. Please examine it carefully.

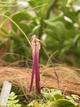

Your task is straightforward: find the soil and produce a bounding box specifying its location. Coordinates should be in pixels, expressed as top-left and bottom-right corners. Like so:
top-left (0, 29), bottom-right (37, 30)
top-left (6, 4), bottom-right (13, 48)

top-left (0, 65), bottom-right (80, 95)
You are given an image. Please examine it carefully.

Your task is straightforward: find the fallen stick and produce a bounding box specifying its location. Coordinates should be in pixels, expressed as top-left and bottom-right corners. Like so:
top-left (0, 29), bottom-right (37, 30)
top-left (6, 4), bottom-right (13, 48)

top-left (0, 81), bottom-right (12, 107)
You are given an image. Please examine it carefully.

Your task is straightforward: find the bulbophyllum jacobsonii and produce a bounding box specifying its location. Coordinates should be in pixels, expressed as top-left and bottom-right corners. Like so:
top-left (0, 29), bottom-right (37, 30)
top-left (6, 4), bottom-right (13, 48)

top-left (29, 36), bottom-right (40, 94)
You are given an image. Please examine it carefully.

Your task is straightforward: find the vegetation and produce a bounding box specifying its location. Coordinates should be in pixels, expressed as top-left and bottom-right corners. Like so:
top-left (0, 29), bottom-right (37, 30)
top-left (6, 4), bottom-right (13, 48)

top-left (6, 89), bottom-right (80, 107)
top-left (0, 0), bottom-right (80, 67)
top-left (0, 0), bottom-right (80, 106)
top-left (7, 92), bottom-right (21, 107)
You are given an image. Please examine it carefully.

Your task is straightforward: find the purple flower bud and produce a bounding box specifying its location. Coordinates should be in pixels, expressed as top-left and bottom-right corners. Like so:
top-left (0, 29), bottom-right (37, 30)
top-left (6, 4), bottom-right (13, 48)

top-left (29, 36), bottom-right (40, 94)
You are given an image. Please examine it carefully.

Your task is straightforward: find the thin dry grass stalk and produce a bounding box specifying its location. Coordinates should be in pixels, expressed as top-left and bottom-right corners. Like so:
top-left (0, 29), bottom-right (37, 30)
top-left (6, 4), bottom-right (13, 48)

top-left (0, 66), bottom-right (80, 95)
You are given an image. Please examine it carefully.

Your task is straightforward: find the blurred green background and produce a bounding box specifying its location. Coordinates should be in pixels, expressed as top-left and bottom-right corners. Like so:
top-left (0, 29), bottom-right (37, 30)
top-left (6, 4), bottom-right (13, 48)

top-left (0, 0), bottom-right (80, 67)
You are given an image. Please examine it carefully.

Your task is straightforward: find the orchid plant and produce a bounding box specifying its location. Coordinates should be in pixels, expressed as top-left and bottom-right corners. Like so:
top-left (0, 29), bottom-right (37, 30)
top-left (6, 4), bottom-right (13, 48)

top-left (29, 36), bottom-right (41, 94)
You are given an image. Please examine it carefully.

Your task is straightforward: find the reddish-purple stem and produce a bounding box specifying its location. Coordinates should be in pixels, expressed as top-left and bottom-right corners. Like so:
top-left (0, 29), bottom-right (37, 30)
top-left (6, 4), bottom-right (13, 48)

top-left (35, 45), bottom-right (40, 94)
top-left (29, 37), bottom-right (40, 94)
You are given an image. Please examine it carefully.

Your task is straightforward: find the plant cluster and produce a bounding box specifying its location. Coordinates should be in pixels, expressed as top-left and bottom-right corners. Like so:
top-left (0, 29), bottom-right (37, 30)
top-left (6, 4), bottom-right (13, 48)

top-left (0, 0), bottom-right (80, 67)
top-left (6, 89), bottom-right (80, 107)
top-left (7, 92), bottom-right (21, 107)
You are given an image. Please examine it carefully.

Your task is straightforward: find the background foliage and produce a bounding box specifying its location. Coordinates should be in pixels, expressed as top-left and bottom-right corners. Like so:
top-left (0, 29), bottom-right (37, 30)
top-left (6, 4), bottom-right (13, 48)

top-left (0, 0), bottom-right (80, 67)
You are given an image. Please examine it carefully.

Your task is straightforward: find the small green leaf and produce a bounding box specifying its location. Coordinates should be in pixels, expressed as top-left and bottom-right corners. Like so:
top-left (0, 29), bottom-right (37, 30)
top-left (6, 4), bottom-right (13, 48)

top-left (54, 99), bottom-right (75, 107)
